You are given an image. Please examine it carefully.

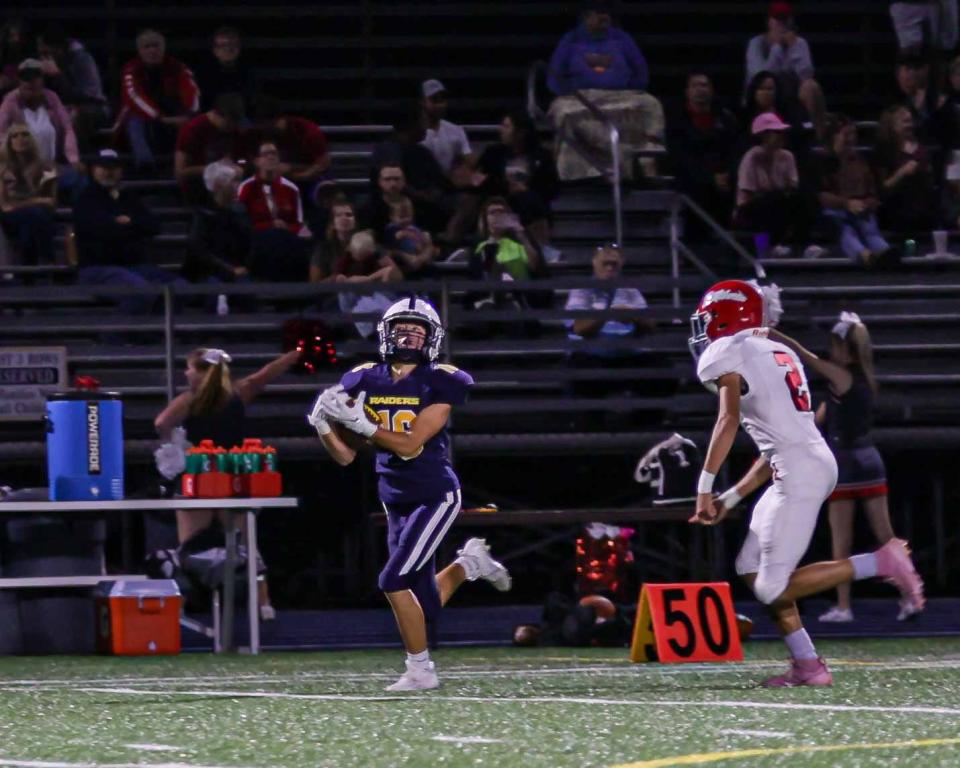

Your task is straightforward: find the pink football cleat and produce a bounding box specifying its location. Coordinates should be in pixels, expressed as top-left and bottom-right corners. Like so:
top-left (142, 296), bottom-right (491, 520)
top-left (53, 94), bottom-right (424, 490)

top-left (761, 657), bottom-right (833, 688)
top-left (875, 538), bottom-right (926, 615)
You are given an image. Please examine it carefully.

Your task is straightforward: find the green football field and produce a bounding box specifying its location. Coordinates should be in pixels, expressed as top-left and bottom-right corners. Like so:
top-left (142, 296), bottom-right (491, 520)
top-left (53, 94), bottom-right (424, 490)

top-left (0, 638), bottom-right (958, 767)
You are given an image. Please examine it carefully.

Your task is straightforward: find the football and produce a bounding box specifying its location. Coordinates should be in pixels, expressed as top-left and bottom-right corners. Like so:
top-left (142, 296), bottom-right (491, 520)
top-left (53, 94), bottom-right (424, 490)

top-left (332, 402), bottom-right (382, 450)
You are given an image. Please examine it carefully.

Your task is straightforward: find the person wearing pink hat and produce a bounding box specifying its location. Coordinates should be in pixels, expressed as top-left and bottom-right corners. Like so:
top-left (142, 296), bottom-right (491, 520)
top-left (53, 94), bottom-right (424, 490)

top-left (733, 111), bottom-right (807, 255)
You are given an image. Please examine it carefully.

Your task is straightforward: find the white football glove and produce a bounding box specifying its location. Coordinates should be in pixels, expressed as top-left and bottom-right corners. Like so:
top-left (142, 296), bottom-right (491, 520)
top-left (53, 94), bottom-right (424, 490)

top-left (307, 384), bottom-right (344, 436)
top-left (323, 390), bottom-right (378, 438)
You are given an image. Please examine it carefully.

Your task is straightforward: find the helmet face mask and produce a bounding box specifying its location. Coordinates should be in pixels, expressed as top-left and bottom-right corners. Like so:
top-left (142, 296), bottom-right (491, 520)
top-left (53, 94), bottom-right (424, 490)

top-left (377, 297), bottom-right (444, 363)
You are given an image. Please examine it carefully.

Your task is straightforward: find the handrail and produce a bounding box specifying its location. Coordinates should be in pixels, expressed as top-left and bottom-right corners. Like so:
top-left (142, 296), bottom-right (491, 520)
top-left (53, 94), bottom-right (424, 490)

top-left (526, 60), bottom-right (623, 248)
top-left (678, 193), bottom-right (766, 280)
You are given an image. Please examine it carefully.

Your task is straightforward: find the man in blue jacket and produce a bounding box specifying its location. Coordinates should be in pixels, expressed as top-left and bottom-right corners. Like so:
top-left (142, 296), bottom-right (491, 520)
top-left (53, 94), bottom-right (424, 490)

top-left (546, 0), bottom-right (664, 181)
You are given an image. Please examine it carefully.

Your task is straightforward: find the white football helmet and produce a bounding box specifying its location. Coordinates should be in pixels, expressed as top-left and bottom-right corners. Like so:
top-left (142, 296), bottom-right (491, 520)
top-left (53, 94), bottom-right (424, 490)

top-left (377, 296), bottom-right (444, 363)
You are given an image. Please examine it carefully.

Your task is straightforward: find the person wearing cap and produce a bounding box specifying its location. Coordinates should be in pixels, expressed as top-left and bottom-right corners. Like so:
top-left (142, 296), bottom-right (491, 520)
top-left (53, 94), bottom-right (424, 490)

top-left (73, 149), bottom-right (185, 314)
top-left (120, 29), bottom-right (200, 168)
top-left (0, 59), bottom-right (80, 172)
top-left (811, 115), bottom-right (890, 267)
top-left (174, 92), bottom-right (248, 205)
top-left (744, 2), bottom-right (824, 139)
top-left (733, 112), bottom-right (805, 250)
top-left (546, 0), bottom-right (664, 180)
top-left (182, 160), bottom-right (253, 285)
top-left (0, 122), bottom-right (57, 266)
top-left (419, 79), bottom-right (475, 181)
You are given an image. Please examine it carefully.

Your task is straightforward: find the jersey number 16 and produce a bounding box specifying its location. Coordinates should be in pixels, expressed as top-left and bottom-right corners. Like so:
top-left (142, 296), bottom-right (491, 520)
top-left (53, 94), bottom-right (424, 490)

top-left (773, 352), bottom-right (811, 412)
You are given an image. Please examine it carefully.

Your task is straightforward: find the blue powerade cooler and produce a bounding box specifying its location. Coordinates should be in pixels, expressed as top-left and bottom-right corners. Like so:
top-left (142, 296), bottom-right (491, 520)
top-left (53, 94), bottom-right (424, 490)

top-left (46, 391), bottom-right (124, 501)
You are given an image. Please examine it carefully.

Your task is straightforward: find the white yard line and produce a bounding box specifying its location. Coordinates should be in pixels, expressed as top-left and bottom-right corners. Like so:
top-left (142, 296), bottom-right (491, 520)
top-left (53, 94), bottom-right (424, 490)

top-left (431, 736), bottom-right (505, 744)
top-left (719, 728), bottom-right (794, 738)
top-left (63, 687), bottom-right (960, 718)
top-left (121, 745), bottom-right (179, 753)
top-left (5, 657), bottom-right (960, 690)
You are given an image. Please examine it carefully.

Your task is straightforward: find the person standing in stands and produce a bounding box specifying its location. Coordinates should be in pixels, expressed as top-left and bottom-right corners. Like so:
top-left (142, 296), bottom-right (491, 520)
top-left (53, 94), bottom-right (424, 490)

top-left (154, 346), bottom-right (303, 620)
top-left (120, 29), bottom-right (199, 168)
top-left (770, 314), bottom-right (914, 623)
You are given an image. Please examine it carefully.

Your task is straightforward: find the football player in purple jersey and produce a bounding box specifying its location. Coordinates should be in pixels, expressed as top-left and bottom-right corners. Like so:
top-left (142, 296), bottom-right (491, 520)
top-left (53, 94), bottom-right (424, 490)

top-left (308, 297), bottom-right (511, 691)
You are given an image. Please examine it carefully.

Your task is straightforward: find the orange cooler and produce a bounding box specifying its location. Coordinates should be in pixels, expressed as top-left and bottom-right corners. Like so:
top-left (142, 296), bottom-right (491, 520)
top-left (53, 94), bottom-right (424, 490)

top-left (95, 580), bottom-right (181, 655)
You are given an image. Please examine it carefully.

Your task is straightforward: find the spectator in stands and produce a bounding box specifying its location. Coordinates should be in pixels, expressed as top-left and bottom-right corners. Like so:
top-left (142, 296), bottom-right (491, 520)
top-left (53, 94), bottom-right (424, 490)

top-left (477, 110), bottom-right (559, 248)
top-left (420, 79), bottom-right (477, 183)
top-left (332, 230), bottom-right (402, 338)
top-left (310, 195), bottom-right (356, 282)
top-left (383, 195), bottom-right (434, 278)
top-left (174, 93), bottom-right (247, 205)
top-left (360, 162), bottom-right (420, 241)
top-left (0, 60), bottom-right (82, 191)
top-left (892, 51), bottom-right (948, 144)
top-left (154, 346), bottom-right (304, 620)
top-left (74, 149), bottom-right (184, 314)
top-left (471, 197), bottom-right (545, 283)
top-left (121, 29), bottom-right (200, 168)
top-left (565, 243), bottom-right (651, 341)
top-left (940, 54), bottom-right (960, 149)
top-left (0, 19), bottom-right (28, 94)
top-left (744, 2), bottom-right (825, 138)
top-left (812, 115), bottom-right (890, 267)
top-left (237, 140), bottom-right (312, 281)
top-left (370, 107), bottom-right (464, 241)
top-left (253, 95), bottom-right (331, 188)
top-left (741, 69), bottom-right (810, 160)
top-left (196, 27), bottom-right (257, 112)
top-left (889, 0), bottom-right (958, 59)
top-left (667, 72), bottom-right (739, 231)
top-left (875, 104), bottom-right (938, 233)
top-left (546, 0), bottom-right (664, 180)
top-left (734, 113), bottom-right (806, 252)
top-left (182, 160), bottom-right (253, 284)
top-left (37, 25), bottom-right (108, 152)
top-left (0, 123), bottom-right (56, 265)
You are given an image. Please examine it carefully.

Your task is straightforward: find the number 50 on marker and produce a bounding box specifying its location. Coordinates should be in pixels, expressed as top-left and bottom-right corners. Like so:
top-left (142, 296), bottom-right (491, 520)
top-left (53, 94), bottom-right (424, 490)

top-left (630, 582), bottom-right (743, 664)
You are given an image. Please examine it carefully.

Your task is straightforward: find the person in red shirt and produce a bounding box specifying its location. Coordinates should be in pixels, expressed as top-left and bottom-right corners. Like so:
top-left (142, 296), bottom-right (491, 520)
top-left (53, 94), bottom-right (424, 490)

top-left (175, 93), bottom-right (247, 204)
top-left (237, 140), bottom-right (311, 281)
top-left (120, 29), bottom-right (199, 167)
top-left (253, 96), bottom-right (330, 186)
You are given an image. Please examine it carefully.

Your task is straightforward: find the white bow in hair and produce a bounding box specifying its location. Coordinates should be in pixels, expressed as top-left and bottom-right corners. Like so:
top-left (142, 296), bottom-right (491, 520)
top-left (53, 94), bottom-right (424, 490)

top-left (202, 348), bottom-right (232, 365)
top-left (747, 280), bottom-right (784, 328)
top-left (832, 311), bottom-right (861, 339)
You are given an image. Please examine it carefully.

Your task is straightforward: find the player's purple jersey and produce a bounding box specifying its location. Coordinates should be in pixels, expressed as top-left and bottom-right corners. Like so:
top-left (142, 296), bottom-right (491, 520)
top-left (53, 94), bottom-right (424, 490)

top-left (339, 362), bottom-right (473, 504)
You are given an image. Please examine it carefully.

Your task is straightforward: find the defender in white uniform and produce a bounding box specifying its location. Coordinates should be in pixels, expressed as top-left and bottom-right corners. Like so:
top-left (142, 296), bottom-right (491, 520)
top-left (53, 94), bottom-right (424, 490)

top-left (688, 280), bottom-right (924, 687)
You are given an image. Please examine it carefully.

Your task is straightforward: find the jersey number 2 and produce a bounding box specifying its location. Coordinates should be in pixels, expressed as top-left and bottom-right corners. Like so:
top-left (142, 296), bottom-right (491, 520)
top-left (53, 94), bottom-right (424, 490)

top-left (773, 352), bottom-right (811, 412)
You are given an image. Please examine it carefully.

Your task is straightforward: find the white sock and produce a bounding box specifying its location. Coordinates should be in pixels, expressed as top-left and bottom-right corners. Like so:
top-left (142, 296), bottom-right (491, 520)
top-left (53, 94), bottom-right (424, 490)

top-left (850, 553), bottom-right (878, 580)
top-left (784, 628), bottom-right (818, 661)
top-left (406, 650), bottom-right (431, 669)
top-left (455, 554), bottom-right (480, 581)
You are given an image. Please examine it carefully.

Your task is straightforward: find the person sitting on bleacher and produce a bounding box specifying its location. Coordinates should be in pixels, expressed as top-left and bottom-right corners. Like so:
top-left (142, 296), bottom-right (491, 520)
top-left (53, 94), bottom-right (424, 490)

top-left (252, 95), bottom-right (331, 191)
top-left (546, 0), bottom-right (664, 181)
top-left (195, 27), bottom-right (258, 113)
top-left (733, 113), bottom-right (807, 256)
top-left (174, 93), bottom-right (247, 206)
top-left (875, 104), bottom-right (939, 235)
top-left (0, 59), bottom-right (83, 195)
top-left (811, 115), bottom-right (891, 268)
top-left (360, 163), bottom-right (413, 242)
top-left (181, 160), bottom-right (252, 285)
top-left (74, 148), bottom-right (185, 314)
top-left (667, 72), bottom-right (739, 236)
top-left (471, 197), bottom-right (544, 283)
top-left (383, 194), bottom-right (435, 279)
top-left (237, 140), bottom-right (312, 282)
top-left (120, 29), bottom-right (199, 169)
top-left (0, 122), bottom-right (56, 266)
top-left (332, 230), bottom-right (402, 338)
top-left (36, 25), bottom-right (109, 155)
top-left (744, 2), bottom-right (825, 139)
top-left (310, 195), bottom-right (356, 282)
top-left (477, 109), bottom-right (559, 250)
top-left (892, 51), bottom-right (950, 146)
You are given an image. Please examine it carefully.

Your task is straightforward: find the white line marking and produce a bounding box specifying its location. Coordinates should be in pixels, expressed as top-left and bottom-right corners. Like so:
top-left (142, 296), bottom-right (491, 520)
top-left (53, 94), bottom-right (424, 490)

top-left (720, 728), bottom-right (794, 738)
top-left (431, 736), bottom-right (504, 744)
top-left (5, 658), bottom-right (960, 689)
top-left (65, 687), bottom-right (960, 717)
top-left (122, 744), bottom-right (179, 752)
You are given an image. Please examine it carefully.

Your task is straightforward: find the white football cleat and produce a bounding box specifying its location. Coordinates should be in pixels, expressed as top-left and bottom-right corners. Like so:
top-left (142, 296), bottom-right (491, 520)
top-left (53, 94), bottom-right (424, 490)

top-left (818, 606), bottom-right (854, 623)
top-left (385, 660), bottom-right (439, 692)
top-left (456, 538), bottom-right (512, 592)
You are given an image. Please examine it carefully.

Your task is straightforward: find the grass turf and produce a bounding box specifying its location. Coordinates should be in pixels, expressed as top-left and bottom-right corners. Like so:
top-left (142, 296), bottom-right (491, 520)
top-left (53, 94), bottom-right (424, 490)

top-left (0, 638), bottom-right (958, 767)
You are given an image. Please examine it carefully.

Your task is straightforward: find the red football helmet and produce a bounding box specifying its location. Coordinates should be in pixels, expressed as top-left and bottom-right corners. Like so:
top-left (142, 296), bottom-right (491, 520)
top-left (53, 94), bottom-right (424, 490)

top-left (689, 280), bottom-right (764, 358)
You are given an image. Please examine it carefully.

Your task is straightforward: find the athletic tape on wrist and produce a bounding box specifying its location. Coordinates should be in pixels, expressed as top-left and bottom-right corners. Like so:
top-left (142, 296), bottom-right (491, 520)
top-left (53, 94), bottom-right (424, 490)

top-left (697, 470), bottom-right (716, 495)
